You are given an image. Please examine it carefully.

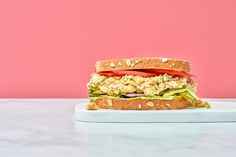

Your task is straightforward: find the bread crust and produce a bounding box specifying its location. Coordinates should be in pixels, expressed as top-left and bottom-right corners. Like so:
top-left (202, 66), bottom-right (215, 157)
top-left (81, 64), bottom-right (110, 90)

top-left (88, 97), bottom-right (196, 110)
top-left (95, 57), bottom-right (191, 73)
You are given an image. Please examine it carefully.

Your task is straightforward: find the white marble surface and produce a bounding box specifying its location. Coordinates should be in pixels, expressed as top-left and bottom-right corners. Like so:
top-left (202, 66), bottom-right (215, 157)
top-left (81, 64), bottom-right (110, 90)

top-left (0, 99), bottom-right (236, 157)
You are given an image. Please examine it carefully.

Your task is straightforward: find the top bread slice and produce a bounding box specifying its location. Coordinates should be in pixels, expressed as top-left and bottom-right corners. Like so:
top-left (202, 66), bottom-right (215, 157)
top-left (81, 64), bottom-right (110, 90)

top-left (95, 57), bottom-right (191, 73)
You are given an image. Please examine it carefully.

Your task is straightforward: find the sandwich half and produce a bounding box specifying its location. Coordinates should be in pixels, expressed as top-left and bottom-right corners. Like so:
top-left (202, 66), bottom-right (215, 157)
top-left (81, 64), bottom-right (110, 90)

top-left (87, 57), bottom-right (210, 110)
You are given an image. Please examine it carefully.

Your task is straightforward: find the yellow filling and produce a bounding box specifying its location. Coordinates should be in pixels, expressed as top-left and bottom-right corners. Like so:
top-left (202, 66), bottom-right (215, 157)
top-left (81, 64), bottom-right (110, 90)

top-left (87, 74), bottom-right (196, 97)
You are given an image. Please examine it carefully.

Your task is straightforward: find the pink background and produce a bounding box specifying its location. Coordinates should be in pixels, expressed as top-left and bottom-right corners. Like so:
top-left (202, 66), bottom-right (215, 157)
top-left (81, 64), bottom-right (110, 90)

top-left (0, 0), bottom-right (235, 98)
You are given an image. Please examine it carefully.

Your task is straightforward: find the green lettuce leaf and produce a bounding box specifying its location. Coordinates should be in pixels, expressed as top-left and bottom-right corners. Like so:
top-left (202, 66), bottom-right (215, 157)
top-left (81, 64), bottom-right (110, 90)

top-left (163, 88), bottom-right (197, 98)
top-left (162, 88), bottom-right (210, 108)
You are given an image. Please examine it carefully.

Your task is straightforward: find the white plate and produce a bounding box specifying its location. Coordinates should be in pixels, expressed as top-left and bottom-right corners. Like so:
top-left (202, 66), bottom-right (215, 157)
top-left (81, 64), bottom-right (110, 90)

top-left (75, 100), bottom-right (236, 123)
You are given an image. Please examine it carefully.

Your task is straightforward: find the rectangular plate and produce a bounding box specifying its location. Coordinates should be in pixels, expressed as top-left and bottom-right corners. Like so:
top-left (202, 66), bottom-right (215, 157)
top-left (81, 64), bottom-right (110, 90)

top-left (75, 99), bottom-right (236, 123)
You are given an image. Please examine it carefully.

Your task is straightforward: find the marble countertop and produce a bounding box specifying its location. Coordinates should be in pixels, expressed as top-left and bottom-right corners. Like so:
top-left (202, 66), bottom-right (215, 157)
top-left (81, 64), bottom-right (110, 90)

top-left (0, 99), bottom-right (236, 157)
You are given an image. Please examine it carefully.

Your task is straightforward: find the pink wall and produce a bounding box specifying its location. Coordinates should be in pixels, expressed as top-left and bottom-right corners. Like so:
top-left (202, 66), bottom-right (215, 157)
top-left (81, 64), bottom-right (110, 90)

top-left (0, 0), bottom-right (235, 98)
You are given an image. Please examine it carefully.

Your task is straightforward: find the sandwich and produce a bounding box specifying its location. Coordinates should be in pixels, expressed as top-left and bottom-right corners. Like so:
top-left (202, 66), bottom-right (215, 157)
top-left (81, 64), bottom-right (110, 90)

top-left (87, 57), bottom-right (210, 110)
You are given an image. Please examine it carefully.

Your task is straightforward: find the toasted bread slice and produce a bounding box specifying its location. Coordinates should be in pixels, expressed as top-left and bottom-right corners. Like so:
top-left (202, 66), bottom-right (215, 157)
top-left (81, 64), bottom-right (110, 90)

top-left (95, 57), bottom-right (191, 73)
top-left (87, 97), bottom-right (201, 110)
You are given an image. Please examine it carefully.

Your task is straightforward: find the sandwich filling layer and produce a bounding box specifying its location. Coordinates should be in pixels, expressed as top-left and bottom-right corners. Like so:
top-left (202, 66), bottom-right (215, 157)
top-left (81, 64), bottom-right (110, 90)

top-left (87, 73), bottom-right (196, 97)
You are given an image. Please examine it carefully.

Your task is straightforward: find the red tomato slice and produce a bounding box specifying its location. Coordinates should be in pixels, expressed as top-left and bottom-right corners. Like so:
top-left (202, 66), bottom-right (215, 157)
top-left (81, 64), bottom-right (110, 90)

top-left (98, 71), bottom-right (123, 77)
top-left (144, 69), bottom-right (195, 77)
top-left (98, 70), bottom-right (159, 77)
top-left (113, 70), bottom-right (160, 77)
top-left (98, 69), bottom-right (194, 78)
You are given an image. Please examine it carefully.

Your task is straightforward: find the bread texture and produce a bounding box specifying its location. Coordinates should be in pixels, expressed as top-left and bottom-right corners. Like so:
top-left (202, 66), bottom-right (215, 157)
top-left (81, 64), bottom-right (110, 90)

top-left (87, 97), bottom-right (198, 110)
top-left (95, 57), bottom-right (191, 73)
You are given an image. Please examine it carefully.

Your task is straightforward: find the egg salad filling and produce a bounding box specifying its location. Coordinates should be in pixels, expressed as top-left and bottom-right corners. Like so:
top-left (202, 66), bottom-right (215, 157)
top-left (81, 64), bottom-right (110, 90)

top-left (88, 73), bottom-right (196, 96)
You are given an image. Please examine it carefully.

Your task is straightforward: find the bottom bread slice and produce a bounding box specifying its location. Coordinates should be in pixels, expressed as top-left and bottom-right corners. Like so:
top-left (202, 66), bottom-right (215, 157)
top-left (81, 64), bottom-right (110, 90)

top-left (88, 97), bottom-right (197, 110)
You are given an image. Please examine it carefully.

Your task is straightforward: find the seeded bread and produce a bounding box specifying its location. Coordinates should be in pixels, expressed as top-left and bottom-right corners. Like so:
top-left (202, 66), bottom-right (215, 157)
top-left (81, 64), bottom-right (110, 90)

top-left (95, 57), bottom-right (191, 73)
top-left (87, 97), bottom-right (200, 110)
